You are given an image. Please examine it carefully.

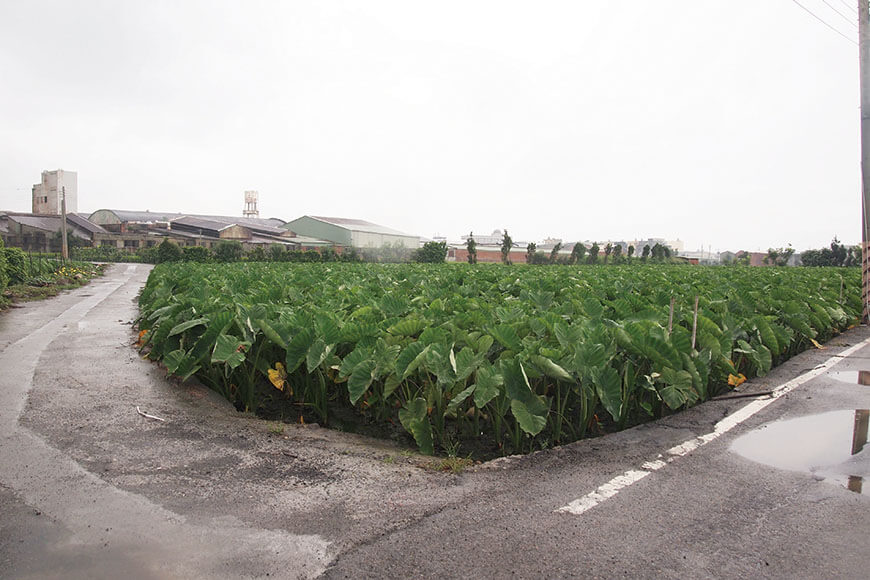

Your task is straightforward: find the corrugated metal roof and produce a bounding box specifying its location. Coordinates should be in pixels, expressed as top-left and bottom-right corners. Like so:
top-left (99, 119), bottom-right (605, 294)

top-left (97, 210), bottom-right (183, 223)
top-left (4, 214), bottom-right (95, 239)
top-left (90, 209), bottom-right (286, 230)
top-left (208, 215), bottom-right (286, 229)
top-left (160, 229), bottom-right (203, 239)
top-left (281, 234), bottom-right (334, 246)
top-left (171, 216), bottom-right (233, 233)
top-left (307, 216), bottom-right (416, 237)
top-left (171, 215), bottom-right (287, 236)
top-left (67, 213), bottom-right (109, 234)
top-left (9, 215), bottom-right (63, 231)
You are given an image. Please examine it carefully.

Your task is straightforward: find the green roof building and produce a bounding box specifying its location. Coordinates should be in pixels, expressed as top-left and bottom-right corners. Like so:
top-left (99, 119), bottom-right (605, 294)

top-left (282, 216), bottom-right (419, 248)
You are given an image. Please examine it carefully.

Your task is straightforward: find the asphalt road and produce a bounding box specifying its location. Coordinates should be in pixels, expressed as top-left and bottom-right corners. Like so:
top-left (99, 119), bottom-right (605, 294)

top-left (1, 264), bottom-right (868, 579)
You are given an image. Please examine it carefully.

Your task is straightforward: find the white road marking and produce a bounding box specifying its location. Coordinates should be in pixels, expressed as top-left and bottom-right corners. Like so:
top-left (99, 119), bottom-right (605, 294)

top-left (556, 335), bottom-right (870, 516)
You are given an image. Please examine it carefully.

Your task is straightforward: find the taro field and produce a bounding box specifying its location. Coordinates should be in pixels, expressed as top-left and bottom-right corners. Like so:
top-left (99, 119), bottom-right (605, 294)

top-left (136, 263), bottom-right (861, 457)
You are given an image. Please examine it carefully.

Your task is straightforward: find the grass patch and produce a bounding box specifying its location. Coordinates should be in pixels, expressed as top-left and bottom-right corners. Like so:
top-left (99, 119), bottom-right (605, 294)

top-left (3, 283), bottom-right (78, 302)
top-left (1, 263), bottom-right (107, 311)
top-left (426, 456), bottom-right (475, 474)
top-left (267, 422), bottom-right (285, 435)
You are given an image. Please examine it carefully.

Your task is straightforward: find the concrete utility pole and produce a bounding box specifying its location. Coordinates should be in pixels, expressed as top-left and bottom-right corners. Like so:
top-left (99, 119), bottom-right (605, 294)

top-left (861, 1), bottom-right (870, 321)
top-left (60, 186), bottom-right (69, 262)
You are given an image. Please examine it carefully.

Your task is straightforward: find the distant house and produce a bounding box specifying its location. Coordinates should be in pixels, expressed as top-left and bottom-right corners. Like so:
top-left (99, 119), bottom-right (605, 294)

top-left (719, 251), bottom-right (737, 264)
top-left (88, 209), bottom-right (286, 233)
top-left (731, 251), bottom-right (767, 267)
top-left (677, 250), bottom-right (720, 265)
top-left (85, 209), bottom-right (329, 251)
top-left (0, 211), bottom-right (107, 252)
top-left (461, 230), bottom-right (507, 246)
top-left (282, 216), bottom-right (419, 248)
top-left (448, 244), bottom-right (527, 263)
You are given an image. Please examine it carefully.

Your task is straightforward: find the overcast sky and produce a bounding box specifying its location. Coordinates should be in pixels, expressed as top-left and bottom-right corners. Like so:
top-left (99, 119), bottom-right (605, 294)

top-left (0, 1), bottom-right (862, 251)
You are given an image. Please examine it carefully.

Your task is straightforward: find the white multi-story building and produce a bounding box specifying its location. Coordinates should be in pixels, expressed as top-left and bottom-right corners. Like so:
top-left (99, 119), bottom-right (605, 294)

top-left (461, 230), bottom-right (507, 246)
top-left (677, 249), bottom-right (721, 264)
top-left (32, 169), bottom-right (77, 215)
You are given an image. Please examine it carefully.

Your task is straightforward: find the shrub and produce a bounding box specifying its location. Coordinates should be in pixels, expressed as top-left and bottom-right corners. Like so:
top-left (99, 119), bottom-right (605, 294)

top-left (294, 250), bottom-right (321, 262)
top-left (340, 247), bottom-right (361, 262)
top-left (358, 242), bottom-right (413, 263)
top-left (136, 246), bottom-right (159, 264)
top-left (157, 239), bottom-right (183, 263)
top-left (213, 240), bottom-right (244, 262)
top-left (246, 246), bottom-right (267, 262)
top-left (3, 246), bottom-right (27, 284)
top-left (412, 241), bottom-right (447, 263)
top-left (319, 247), bottom-right (339, 262)
top-left (0, 237), bottom-right (7, 292)
top-left (801, 238), bottom-right (859, 267)
top-left (72, 245), bottom-right (148, 263)
top-left (182, 245), bottom-right (212, 263)
top-left (527, 251), bottom-right (549, 265)
top-left (268, 244), bottom-right (286, 262)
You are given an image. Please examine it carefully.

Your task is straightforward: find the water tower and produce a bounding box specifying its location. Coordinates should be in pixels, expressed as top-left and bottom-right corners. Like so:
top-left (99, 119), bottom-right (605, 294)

top-left (243, 190), bottom-right (259, 218)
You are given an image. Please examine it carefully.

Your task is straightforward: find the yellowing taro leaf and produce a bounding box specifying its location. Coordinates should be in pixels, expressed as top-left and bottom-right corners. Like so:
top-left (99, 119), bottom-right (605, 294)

top-left (810, 338), bottom-right (826, 350)
top-left (268, 362), bottom-right (287, 391)
top-left (728, 373), bottom-right (746, 387)
top-left (136, 329), bottom-right (149, 346)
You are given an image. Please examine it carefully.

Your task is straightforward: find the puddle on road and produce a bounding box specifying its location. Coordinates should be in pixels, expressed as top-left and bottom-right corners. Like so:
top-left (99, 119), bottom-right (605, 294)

top-left (731, 410), bottom-right (870, 495)
top-left (829, 370), bottom-right (870, 385)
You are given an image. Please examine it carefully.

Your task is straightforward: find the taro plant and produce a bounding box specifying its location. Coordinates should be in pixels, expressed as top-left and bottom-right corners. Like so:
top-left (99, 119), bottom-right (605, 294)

top-left (137, 262), bottom-right (861, 458)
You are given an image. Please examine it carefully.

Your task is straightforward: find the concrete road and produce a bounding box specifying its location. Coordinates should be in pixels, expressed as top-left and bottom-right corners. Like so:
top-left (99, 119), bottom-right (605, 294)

top-left (1, 264), bottom-right (869, 579)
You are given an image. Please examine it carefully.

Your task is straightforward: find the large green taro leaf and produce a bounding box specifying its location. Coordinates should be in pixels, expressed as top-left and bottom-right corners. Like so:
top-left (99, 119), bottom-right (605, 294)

top-left (211, 333), bottom-right (249, 370)
top-left (399, 398), bottom-right (434, 455)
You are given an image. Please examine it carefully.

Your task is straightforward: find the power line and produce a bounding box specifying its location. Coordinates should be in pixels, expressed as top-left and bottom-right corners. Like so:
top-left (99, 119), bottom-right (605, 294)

top-left (790, 0), bottom-right (858, 45)
top-left (837, 0), bottom-right (858, 16)
top-left (821, 0), bottom-right (858, 27)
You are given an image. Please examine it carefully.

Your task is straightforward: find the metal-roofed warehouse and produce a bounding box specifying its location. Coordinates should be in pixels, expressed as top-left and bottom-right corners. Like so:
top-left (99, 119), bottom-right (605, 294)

top-left (83, 209), bottom-right (330, 251)
top-left (0, 211), bottom-right (108, 252)
top-left (282, 216), bottom-right (419, 248)
top-left (88, 209), bottom-right (286, 232)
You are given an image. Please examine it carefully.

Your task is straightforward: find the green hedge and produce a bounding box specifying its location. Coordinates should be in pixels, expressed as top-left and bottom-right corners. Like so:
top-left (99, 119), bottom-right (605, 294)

top-left (0, 238), bottom-right (7, 293)
top-left (3, 247), bottom-right (27, 285)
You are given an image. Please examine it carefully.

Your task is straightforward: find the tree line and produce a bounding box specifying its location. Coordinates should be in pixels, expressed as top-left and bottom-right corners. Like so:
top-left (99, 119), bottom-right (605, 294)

top-left (72, 239), bottom-right (364, 264)
top-left (458, 230), bottom-right (673, 265)
top-left (799, 238), bottom-right (860, 267)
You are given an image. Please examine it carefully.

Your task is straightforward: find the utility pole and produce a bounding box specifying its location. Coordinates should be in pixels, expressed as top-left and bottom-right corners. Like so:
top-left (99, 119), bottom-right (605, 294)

top-left (60, 185), bottom-right (69, 262)
top-left (861, 1), bottom-right (870, 321)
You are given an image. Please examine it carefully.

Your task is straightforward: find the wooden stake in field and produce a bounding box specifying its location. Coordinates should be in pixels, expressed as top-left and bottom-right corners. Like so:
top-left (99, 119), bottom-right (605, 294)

top-left (668, 296), bottom-right (675, 336)
top-left (691, 296), bottom-right (699, 351)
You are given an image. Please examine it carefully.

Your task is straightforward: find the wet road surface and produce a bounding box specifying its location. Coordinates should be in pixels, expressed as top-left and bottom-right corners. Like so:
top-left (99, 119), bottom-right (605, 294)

top-left (1, 264), bottom-right (869, 578)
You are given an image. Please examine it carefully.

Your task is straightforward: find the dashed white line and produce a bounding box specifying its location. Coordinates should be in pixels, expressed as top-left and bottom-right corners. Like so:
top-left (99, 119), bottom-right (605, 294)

top-left (555, 335), bottom-right (870, 516)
